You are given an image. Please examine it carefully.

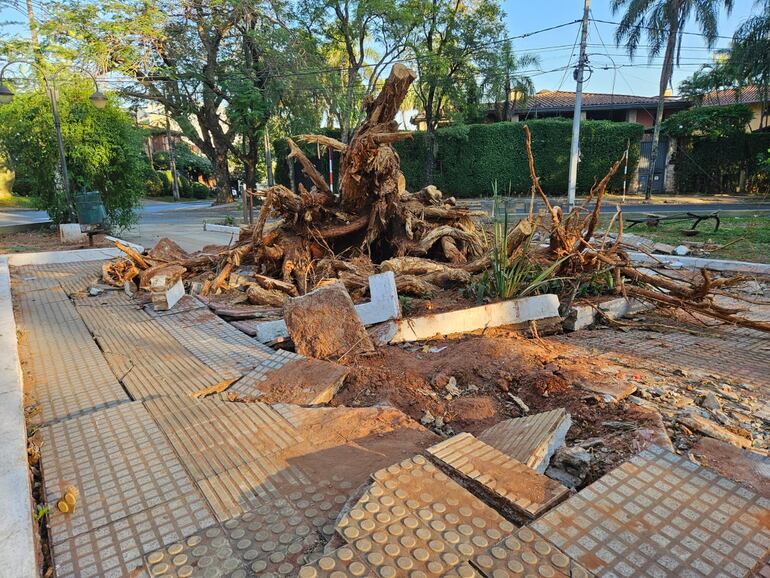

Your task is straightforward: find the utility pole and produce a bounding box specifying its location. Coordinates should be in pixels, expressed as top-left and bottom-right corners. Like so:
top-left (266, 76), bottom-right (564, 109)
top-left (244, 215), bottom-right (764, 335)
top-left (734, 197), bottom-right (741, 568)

top-left (567, 0), bottom-right (590, 212)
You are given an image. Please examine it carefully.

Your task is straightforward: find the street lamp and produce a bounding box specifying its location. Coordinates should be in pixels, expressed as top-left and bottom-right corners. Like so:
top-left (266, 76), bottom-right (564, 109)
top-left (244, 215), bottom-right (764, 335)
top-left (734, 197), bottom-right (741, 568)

top-left (0, 61), bottom-right (108, 222)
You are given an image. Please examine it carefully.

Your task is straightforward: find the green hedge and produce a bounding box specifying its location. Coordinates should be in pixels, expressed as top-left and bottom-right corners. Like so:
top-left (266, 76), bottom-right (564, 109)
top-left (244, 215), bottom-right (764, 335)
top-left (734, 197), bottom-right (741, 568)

top-left (672, 132), bottom-right (770, 194)
top-left (274, 120), bottom-right (643, 197)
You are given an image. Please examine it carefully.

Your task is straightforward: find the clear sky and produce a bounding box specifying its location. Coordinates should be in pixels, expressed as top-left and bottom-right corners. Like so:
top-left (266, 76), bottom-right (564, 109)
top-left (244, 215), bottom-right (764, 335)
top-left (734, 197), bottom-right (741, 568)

top-left (0, 0), bottom-right (762, 97)
top-left (505, 0), bottom-right (760, 96)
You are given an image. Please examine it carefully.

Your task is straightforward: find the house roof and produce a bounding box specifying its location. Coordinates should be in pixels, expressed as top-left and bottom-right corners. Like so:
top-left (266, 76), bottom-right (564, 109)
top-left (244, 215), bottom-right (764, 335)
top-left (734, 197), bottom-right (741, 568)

top-left (700, 86), bottom-right (765, 107)
top-left (512, 90), bottom-right (688, 113)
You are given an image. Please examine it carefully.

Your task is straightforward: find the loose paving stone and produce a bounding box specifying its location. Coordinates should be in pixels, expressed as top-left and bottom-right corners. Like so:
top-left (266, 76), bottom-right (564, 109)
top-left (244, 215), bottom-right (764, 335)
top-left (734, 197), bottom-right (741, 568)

top-left (427, 433), bottom-right (569, 519)
top-left (478, 409), bottom-right (572, 474)
top-left (468, 527), bottom-right (593, 578)
top-left (232, 354), bottom-right (348, 405)
top-left (531, 445), bottom-right (770, 577)
top-left (41, 402), bottom-right (202, 544)
top-left (51, 493), bottom-right (214, 578)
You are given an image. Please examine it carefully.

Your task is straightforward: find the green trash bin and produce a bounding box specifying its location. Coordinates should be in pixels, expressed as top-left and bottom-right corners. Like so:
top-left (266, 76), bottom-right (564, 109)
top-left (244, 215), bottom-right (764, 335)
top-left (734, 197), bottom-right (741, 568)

top-left (74, 191), bottom-right (108, 226)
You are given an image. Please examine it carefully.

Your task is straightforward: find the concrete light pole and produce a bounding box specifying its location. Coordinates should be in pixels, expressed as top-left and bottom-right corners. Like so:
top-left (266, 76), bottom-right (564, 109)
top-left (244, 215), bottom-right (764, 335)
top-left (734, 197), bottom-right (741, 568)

top-left (0, 61), bottom-right (107, 222)
top-left (566, 0), bottom-right (591, 212)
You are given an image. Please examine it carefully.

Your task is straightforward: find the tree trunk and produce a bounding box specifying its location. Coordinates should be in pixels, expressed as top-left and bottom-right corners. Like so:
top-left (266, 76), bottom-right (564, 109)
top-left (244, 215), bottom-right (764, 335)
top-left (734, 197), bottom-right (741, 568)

top-left (424, 128), bottom-right (435, 185)
top-left (213, 150), bottom-right (232, 204)
top-left (645, 22), bottom-right (678, 201)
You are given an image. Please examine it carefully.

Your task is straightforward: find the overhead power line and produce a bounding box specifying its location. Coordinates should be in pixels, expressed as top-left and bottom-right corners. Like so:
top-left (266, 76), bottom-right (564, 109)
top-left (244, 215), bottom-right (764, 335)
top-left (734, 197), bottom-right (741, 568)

top-left (589, 18), bottom-right (736, 42)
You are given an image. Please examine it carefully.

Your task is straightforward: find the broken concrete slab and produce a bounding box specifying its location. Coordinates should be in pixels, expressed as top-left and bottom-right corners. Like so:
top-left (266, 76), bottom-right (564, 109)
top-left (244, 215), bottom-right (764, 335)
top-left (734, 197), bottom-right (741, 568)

top-left (390, 294), bottom-right (560, 343)
top-left (151, 277), bottom-right (185, 311)
top-left (232, 355), bottom-right (348, 405)
top-left (478, 409), bottom-right (572, 474)
top-left (629, 251), bottom-right (770, 275)
top-left (532, 445), bottom-right (770, 577)
top-left (427, 432), bottom-right (569, 519)
top-left (250, 272), bottom-right (400, 344)
top-left (679, 410), bottom-right (752, 449)
top-left (563, 297), bottom-right (650, 331)
top-left (284, 281), bottom-right (374, 359)
top-left (691, 437), bottom-right (770, 498)
top-left (576, 377), bottom-right (637, 402)
top-left (652, 241), bottom-right (676, 255)
top-left (58, 223), bottom-right (86, 244)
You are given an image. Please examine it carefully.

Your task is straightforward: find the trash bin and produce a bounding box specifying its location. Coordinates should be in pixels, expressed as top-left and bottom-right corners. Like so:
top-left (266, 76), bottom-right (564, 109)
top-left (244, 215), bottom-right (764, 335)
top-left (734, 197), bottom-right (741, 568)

top-left (74, 191), bottom-right (108, 226)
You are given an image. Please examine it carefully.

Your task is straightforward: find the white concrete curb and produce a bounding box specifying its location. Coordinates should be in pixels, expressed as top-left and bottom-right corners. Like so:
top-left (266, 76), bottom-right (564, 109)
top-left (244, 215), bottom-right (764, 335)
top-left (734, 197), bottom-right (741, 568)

top-left (629, 252), bottom-right (770, 275)
top-left (0, 256), bottom-right (37, 577)
top-left (203, 222), bottom-right (241, 235)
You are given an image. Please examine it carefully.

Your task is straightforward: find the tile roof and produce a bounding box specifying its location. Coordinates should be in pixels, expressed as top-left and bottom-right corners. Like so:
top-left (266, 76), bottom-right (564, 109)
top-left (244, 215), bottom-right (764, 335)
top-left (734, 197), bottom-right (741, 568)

top-left (513, 90), bottom-right (686, 112)
top-left (701, 86), bottom-right (765, 106)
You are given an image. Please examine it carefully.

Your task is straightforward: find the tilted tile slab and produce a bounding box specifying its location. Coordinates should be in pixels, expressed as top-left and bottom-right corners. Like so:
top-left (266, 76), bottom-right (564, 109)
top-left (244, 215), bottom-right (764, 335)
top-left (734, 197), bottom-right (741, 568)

top-left (51, 493), bottom-right (214, 578)
top-left (468, 526), bottom-right (593, 578)
top-left (144, 396), bottom-right (305, 481)
top-left (427, 433), bottom-right (569, 519)
top-left (149, 301), bottom-right (274, 380)
top-left (531, 445), bottom-right (770, 578)
top-left (335, 455), bottom-right (518, 576)
top-left (40, 402), bottom-right (201, 545)
top-left (478, 409), bottom-right (572, 474)
top-left (75, 298), bottom-right (225, 398)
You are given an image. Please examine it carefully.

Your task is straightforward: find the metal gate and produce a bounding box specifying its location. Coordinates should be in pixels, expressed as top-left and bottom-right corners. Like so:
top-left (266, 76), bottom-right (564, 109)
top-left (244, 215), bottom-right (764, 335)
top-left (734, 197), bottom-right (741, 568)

top-left (637, 136), bottom-right (669, 194)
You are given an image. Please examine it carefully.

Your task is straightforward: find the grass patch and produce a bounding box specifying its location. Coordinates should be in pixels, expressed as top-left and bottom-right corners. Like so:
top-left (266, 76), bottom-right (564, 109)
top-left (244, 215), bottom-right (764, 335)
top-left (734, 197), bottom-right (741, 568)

top-left (0, 195), bottom-right (37, 209)
top-left (619, 215), bottom-right (770, 264)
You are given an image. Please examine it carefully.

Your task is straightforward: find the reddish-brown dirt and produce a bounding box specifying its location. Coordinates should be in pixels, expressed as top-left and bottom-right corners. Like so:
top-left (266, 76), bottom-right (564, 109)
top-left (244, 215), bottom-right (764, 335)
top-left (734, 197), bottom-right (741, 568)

top-left (0, 229), bottom-right (110, 254)
top-left (336, 331), bottom-right (660, 481)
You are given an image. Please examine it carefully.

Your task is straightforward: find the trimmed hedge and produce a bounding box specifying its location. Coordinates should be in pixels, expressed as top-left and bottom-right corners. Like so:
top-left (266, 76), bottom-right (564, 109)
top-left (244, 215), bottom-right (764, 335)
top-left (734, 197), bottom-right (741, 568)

top-left (274, 120), bottom-right (643, 197)
top-left (672, 132), bottom-right (770, 194)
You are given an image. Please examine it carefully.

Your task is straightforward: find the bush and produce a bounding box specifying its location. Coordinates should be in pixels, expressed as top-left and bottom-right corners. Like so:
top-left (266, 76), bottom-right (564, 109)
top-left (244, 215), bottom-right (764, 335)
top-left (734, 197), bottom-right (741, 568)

top-left (152, 142), bottom-right (212, 180)
top-left (273, 120), bottom-right (643, 197)
top-left (0, 82), bottom-right (148, 228)
top-left (145, 169), bottom-right (164, 197)
top-left (190, 182), bottom-right (210, 199)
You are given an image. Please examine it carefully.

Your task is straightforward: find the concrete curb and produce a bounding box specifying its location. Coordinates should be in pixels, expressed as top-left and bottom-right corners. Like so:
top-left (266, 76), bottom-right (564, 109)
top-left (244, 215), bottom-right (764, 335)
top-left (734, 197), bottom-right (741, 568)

top-left (0, 256), bottom-right (37, 577)
top-left (629, 252), bottom-right (770, 275)
top-left (563, 297), bottom-right (651, 332)
top-left (203, 222), bottom-right (241, 235)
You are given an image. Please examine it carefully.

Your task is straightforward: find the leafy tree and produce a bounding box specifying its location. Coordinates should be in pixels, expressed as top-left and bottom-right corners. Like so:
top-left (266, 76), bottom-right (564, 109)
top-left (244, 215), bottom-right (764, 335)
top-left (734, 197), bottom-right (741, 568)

top-left (678, 53), bottom-right (739, 104)
top-left (0, 82), bottom-right (149, 227)
top-left (405, 0), bottom-right (504, 183)
top-left (730, 0), bottom-right (770, 128)
top-left (301, 0), bottom-right (415, 143)
top-left (612, 0), bottom-right (734, 200)
top-left (153, 142), bottom-right (213, 180)
top-left (662, 103), bottom-right (753, 137)
top-left (481, 40), bottom-right (538, 122)
top-left (44, 0), bottom-right (306, 202)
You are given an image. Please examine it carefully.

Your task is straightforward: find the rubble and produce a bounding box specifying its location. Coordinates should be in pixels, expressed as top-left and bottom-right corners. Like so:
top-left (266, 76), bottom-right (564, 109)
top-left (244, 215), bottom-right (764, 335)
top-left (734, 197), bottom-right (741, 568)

top-left (678, 410), bottom-right (752, 449)
top-left (284, 281), bottom-right (374, 359)
top-left (545, 446), bottom-right (592, 488)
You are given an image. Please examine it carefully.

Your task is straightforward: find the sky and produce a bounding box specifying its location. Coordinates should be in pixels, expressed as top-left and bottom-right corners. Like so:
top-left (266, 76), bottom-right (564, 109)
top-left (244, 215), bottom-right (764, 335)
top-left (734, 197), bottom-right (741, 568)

top-left (0, 0), bottom-right (763, 98)
top-left (504, 0), bottom-right (760, 96)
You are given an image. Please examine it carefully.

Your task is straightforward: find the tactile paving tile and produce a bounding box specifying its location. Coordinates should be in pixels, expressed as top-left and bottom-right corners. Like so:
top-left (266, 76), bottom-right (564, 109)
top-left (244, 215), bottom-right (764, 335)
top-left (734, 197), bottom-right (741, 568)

top-left (13, 284), bottom-right (129, 425)
top-left (41, 402), bottom-right (201, 544)
top-left (531, 445), bottom-right (770, 578)
top-left (229, 349), bottom-right (303, 397)
top-left (478, 409), bottom-right (572, 473)
top-left (51, 493), bottom-right (214, 578)
top-left (142, 501), bottom-right (327, 577)
top-left (299, 545), bottom-right (376, 577)
top-left (75, 297), bottom-right (225, 398)
top-left (149, 303), bottom-right (274, 379)
top-left (468, 526), bottom-right (593, 578)
top-left (12, 261), bottom-right (102, 296)
top-left (143, 396), bottom-right (305, 480)
top-left (336, 455), bottom-right (518, 576)
top-left (427, 433), bottom-right (569, 519)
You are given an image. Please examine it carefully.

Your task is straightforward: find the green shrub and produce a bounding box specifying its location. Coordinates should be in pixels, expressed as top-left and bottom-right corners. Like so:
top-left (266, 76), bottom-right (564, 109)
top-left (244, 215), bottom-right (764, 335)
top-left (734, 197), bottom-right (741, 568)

top-left (190, 182), bottom-right (210, 199)
top-left (273, 120), bottom-right (643, 197)
top-left (0, 83), bottom-right (148, 227)
top-left (178, 175), bottom-right (192, 197)
top-left (145, 169), bottom-right (164, 197)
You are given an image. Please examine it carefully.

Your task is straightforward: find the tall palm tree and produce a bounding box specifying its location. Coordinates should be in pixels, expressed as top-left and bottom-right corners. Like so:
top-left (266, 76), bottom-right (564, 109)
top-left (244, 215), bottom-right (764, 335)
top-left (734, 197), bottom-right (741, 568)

top-left (612, 0), bottom-right (733, 199)
top-left (730, 1), bottom-right (770, 128)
